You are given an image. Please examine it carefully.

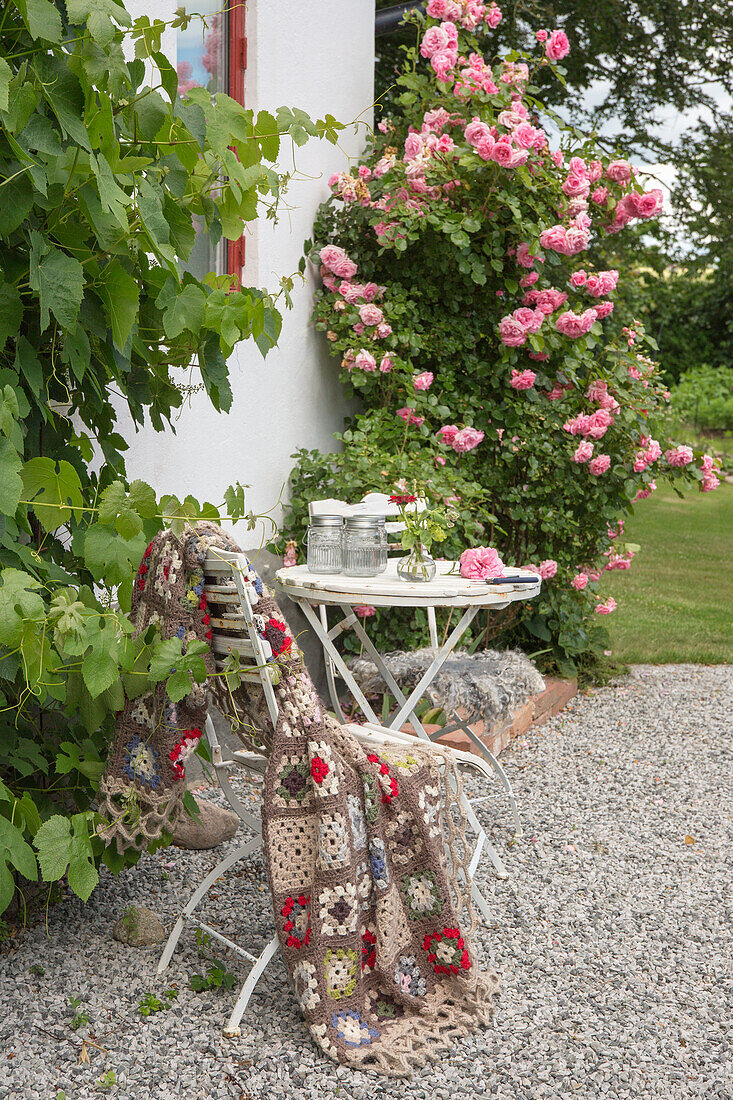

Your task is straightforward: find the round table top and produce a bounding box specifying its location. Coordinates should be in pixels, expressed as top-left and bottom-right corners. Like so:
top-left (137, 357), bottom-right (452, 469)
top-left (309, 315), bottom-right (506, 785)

top-left (275, 559), bottom-right (541, 609)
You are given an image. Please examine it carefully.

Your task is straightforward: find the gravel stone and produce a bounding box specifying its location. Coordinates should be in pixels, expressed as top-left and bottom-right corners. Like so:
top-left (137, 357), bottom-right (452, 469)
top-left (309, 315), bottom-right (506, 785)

top-left (0, 664), bottom-right (731, 1099)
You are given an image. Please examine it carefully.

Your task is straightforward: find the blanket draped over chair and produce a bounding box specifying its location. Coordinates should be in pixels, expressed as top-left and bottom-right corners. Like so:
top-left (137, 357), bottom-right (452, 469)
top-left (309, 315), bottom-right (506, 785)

top-left (99, 524), bottom-right (499, 1076)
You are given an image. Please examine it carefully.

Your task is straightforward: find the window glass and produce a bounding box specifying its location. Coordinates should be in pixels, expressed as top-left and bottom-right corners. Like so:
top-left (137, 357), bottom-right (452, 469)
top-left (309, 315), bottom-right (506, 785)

top-left (177, 4), bottom-right (229, 279)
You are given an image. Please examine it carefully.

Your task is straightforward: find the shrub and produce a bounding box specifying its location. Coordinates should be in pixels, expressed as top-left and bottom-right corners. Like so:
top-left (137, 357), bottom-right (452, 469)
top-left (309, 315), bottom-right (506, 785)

top-left (0, 0), bottom-right (340, 916)
top-left (281, 2), bottom-right (720, 675)
top-left (669, 365), bottom-right (733, 432)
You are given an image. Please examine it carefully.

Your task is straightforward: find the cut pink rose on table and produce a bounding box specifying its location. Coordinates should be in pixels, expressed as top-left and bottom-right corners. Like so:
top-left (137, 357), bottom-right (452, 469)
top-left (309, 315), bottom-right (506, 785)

top-left (459, 546), bottom-right (505, 580)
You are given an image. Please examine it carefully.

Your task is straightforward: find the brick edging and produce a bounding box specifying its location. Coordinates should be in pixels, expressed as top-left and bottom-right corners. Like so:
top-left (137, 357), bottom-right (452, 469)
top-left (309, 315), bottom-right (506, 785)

top-left (408, 677), bottom-right (578, 758)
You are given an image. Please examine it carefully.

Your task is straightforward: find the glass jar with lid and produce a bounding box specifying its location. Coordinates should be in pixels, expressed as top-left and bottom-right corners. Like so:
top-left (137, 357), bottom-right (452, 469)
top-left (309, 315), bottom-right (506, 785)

top-left (343, 516), bottom-right (386, 577)
top-left (306, 515), bottom-right (344, 574)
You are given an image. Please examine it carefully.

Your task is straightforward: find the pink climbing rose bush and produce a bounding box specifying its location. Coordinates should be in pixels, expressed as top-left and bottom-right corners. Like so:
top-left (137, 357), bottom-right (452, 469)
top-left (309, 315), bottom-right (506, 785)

top-left (288, 4), bottom-right (720, 673)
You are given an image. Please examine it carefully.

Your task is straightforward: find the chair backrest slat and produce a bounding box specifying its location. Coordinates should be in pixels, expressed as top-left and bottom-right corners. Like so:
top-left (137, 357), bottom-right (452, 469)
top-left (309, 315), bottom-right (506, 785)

top-left (202, 550), bottom-right (280, 730)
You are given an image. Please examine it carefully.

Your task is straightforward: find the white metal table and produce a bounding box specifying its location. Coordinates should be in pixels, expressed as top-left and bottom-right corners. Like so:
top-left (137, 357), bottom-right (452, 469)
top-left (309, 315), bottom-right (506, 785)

top-left (276, 559), bottom-right (541, 881)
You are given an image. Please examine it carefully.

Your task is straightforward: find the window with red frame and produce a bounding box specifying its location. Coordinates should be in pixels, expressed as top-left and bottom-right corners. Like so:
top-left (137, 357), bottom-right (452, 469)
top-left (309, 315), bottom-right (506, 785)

top-left (177, 2), bottom-right (247, 283)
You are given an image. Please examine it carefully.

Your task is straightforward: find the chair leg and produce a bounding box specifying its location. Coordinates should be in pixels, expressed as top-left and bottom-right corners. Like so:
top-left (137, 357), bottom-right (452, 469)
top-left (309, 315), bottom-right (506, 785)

top-left (447, 714), bottom-right (524, 839)
top-left (223, 933), bottom-right (280, 1038)
top-left (157, 837), bottom-right (260, 975)
top-left (463, 795), bottom-right (509, 881)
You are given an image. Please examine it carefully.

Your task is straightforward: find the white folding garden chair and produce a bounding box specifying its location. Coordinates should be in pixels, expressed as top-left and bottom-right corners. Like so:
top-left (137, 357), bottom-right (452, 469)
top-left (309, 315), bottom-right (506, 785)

top-left (158, 547), bottom-right (500, 1036)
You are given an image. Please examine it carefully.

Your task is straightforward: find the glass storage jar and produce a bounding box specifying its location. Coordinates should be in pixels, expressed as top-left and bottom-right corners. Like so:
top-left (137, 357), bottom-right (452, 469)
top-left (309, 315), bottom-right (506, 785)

top-left (306, 515), bottom-right (344, 574)
top-left (343, 516), bottom-right (385, 577)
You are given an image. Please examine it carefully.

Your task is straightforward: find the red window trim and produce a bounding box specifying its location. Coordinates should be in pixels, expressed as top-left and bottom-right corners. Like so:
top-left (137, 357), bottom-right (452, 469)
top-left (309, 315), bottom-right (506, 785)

top-left (227, 1), bottom-right (247, 283)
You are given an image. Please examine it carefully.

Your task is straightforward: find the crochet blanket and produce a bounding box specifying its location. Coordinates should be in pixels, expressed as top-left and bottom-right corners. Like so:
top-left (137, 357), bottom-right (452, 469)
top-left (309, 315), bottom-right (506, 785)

top-left (99, 524), bottom-right (499, 1076)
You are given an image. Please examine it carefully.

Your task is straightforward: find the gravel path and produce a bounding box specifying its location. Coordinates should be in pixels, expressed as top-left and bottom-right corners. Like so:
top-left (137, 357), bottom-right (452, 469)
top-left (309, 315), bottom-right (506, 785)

top-left (1, 664), bottom-right (731, 1100)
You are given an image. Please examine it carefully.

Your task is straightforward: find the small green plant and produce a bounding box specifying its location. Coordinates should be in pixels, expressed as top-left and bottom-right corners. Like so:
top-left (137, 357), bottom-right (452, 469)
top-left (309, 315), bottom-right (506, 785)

top-left (190, 963), bottom-right (237, 992)
top-left (194, 927), bottom-right (213, 955)
top-left (29, 963), bottom-right (45, 977)
top-left (98, 1069), bottom-right (118, 1089)
top-left (138, 988), bottom-right (178, 1017)
top-left (0, 919), bottom-right (12, 944)
top-left (69, 996), bottom-right (90, 1031)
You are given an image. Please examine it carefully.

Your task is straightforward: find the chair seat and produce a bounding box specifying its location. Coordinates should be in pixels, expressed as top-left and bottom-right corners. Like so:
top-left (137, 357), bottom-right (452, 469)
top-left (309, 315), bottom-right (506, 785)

top-left (232, 750), bottom-right (268, 774)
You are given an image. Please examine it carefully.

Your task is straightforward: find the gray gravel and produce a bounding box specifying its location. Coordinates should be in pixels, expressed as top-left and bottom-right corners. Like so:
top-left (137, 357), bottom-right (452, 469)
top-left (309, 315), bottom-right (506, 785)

top-left (1, 664), bottom-right (731, 1100)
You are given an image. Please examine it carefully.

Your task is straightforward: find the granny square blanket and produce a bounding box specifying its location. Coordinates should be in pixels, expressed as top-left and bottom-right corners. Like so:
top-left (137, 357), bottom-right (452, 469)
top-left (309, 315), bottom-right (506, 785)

top-left (99, 524), bottom-right (499, 1076)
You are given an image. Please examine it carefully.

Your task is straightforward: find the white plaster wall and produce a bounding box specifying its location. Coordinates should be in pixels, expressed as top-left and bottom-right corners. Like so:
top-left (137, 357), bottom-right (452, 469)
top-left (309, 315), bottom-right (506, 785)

top-left (119, 0), bottom-right (374, 539)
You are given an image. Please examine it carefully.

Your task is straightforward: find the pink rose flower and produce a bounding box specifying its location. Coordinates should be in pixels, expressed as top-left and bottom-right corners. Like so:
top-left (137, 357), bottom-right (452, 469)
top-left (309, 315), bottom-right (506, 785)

top-left (664, 445), bottom-right (694, 467)
top-left (516, 242), bottom-right (542, 268)
top-left (701, 472), bottom-right (720, 492)
top-left (545, 29), bottom-right (570, 60)
top-left (435, 454), bottom-right (446, 467)
top-left (701, 454), bottom-right (716, 473)
top-left (376, 323), bottom-right (393, 338)
top-left (437, 424), bottom-right (459, 444)
top-left (533, 288), bottom-right (568, 315)
top-left (539, 225), bottom-right (570, 253)
top-left (426, 0), bottom-right (449, 15)
top-left (510, 369), bottom-right (536, 390)
top-left (546, 384), bottom-right (564, 399)
top-left (319, 244), bottom-right (358, 279)
top-left (586, 408), bottom-right (613, 439)
top-left (431, 47), bottom-right (459, 81)
top-left (605, 160), bottom-right (633, 183)
top-left (538, 559), bottom-right (558, 579)
top-left (513, 306), bottom-right (543, 334)
top-left (353, 604), bottom-right (376, 618)
top-left (465, 118), bottom-right (492, 147)
top-left (413, 371), bottom-right (434, 390)
top-left (459, 546), bottom-right (505, 580)
top-left (359, 303), bottom-right (384, 326)
top-left (379, 354), bottom-right (393, 373)
top-left (563, 414), bottom-right (592, 436)
top-left (354, 348), bottom-right (377, 372)
top-left (420, 26), bottom-right (450, 59)
top-left (476, 135), bottom-right (496, 161)
top-left (491, 141), bottom-right (515, 167)
top-left (555, 309), bottom-right (597, 337)
top-left (586, 380), bottom-right (608, 402)
top-left (499, 315), bottom-right (528, 346)
top-left (352, 322), bottom-right (365, 336)
top-left (570, 270), bottom-right (587, 287)
top-left (595, 597), bottom-right (616, 615)
top-left (362, 282), bottom-right (380, 302)
top-left (397, 407), bottom-right (425, 425)
top-left (536, 28), bottom-right (548, 42)
top-left (591, 186), bottom-right (609, 206)
top-left (588, 454), bottom-right (611, 476)
top-left (452, 427), bottom-right (485, 452)
top-left (521, 271), bottom-right (540, 287)
top-left (573, 441), bottom-right (594, 463)
top-left (551, 149), bottom-right (564, 167)
top-left (486, 2), bottom-right (502, 28)
top-left (594, 301), bottom-right (615, 319)
top-left (571, 572), bottom-right (588, 590)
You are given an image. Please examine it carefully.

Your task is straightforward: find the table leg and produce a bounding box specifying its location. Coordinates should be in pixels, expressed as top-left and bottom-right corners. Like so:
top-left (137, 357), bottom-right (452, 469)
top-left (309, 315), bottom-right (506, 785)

top-left (295, 598), bottom-right (382, 726)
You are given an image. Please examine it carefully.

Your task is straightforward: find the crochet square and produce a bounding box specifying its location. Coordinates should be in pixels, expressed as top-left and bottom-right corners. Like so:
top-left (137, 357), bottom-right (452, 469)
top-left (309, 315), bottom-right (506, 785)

top-left (401, 869), bottom-right (445, 920)
top-left (317, 812), bottom-right (350, 870)
top-left (346, 793), bottom-right (367, 850)
top-left (273, 753), bottom-right (314, 809)
top-left (385, 809), bottom-right (424, 866)
top-left (307, 740), bottom-right (340, 798)
top-left (318, 882), bottom-right (358, 936)
top-left (268, 816), bottom-right (317, 893)
top-left (323, 948), bottom-right (358, 1000)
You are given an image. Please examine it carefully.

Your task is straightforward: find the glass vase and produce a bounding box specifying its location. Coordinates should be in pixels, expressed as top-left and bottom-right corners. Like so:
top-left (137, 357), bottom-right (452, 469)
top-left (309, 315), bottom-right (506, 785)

top-left (397, 547), bottom-right (436, 583)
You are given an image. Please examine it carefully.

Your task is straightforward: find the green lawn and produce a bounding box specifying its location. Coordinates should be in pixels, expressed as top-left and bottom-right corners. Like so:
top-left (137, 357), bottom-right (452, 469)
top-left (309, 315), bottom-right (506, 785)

top-left (600, 481), bottom-right (733, 664)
